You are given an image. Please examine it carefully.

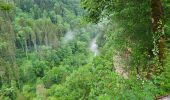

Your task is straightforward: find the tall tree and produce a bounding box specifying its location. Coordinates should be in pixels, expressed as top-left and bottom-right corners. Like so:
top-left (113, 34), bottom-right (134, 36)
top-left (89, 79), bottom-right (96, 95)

top-left (81, 0), bottom-right (166, 72)
top-left (151, 0), bottom-right (165, 67)
top-left (0, 0), bottom-right (18, 83)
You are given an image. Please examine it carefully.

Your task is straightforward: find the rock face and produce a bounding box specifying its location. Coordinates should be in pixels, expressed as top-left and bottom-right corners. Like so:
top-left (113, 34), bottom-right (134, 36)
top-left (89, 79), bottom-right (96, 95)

top-left (157, 95), bottom-right (170, 100)
top-left (113, 53), bottom-right (128, 79)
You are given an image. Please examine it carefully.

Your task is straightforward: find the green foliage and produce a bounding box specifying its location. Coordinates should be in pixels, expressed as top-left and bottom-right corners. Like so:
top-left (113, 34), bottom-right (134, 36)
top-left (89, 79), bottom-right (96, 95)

top-left (153, 53), bottom-right (170, 95)
top-left (43, 67), bottom-right (69, 88)
top-left (0, 1), bottom-right (12, 11)
top-left (0, 0), bottom-right (170, 100)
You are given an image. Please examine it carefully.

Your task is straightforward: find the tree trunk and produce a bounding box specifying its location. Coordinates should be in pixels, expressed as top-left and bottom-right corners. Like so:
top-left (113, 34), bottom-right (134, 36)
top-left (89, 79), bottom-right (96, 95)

top-left (151, 0), bottom-right (165, 67)
top-left (25, 40), bottom-right (28, 59)
top-left (45, 33), bottom-right (48, 46)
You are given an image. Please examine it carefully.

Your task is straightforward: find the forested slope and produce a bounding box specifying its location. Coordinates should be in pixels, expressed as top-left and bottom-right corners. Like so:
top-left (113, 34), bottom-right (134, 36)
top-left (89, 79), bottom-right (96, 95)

top-left (0, 0), bottom-right (170, 100)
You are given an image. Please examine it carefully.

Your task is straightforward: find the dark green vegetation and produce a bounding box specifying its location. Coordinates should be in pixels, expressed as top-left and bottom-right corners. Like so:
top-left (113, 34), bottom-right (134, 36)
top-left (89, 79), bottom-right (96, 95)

top-left (0, 0), bottom-right (170, 100)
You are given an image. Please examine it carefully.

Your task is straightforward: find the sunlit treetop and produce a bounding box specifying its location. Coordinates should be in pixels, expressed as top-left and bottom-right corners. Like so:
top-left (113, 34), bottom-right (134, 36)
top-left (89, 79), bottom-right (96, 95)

top-left (0, 1), bottom-right (12, 11)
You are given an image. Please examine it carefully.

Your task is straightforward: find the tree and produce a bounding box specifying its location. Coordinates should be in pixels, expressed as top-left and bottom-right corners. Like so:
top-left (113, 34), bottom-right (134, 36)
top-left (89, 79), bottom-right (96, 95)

top-left (151, 0), bottom-right (165, 67)
top-left (81, 0), bottom-right (166, 74)
top-left (0, 0), bottom-right (18, 82)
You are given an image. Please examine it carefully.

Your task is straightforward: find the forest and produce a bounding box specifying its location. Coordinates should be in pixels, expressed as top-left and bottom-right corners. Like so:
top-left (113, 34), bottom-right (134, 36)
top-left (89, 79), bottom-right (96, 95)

top-left (0, 0), bottom-right (170, 100)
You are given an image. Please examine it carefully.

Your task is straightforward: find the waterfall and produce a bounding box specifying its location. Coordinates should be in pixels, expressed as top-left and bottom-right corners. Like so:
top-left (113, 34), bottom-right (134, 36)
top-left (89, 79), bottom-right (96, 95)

top-left (89, 37), bottom-right (99, 56)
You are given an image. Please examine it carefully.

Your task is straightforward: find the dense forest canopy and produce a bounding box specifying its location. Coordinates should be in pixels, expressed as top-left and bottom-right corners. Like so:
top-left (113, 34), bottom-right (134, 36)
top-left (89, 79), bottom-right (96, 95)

top-left (0, 0), bottom-right (170, 100)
